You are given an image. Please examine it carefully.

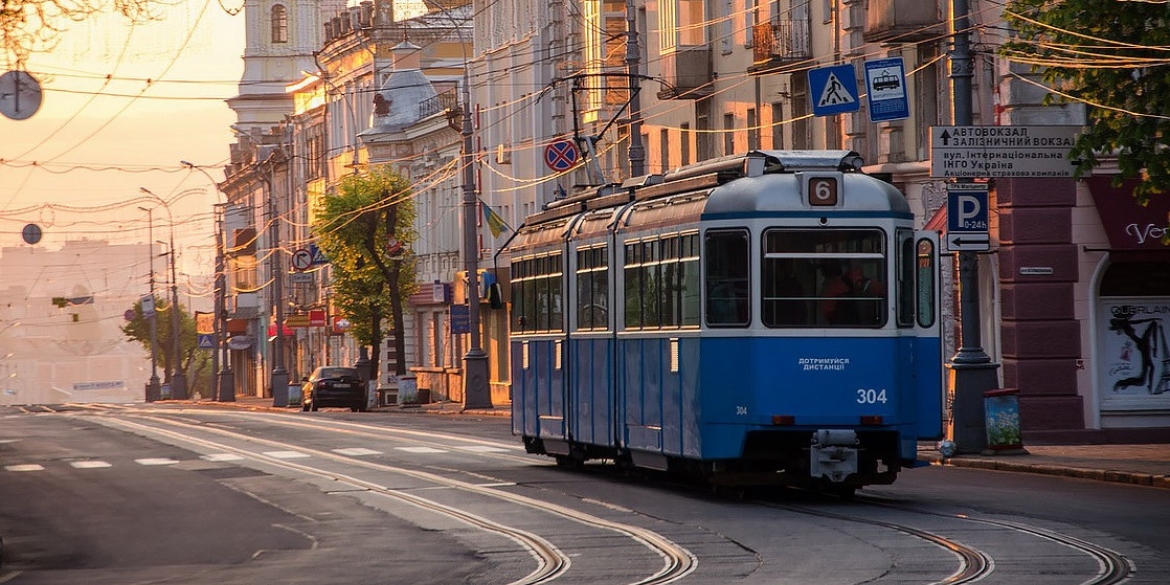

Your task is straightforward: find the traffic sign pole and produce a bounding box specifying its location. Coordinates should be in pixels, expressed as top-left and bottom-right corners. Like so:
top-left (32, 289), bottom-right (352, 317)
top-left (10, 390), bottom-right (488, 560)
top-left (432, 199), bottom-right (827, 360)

top-left (945, 0), bottom-right (997, 456)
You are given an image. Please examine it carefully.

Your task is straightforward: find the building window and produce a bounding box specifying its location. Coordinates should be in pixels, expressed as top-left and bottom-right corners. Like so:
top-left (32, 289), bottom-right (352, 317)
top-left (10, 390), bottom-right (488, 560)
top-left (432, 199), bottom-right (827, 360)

top-left (723, 112), bottom-right (735, 155)
top-left (770, 102), bottom-right (784, 149)
top-left (697, 102), bottom-right (714, 161)
top-left (271, 5), bottom-right (288, 44)
top-left (680, 122), bottom-right (691, 166)
top-left (747, 107), bottom-right (759, 151)
top-left (659, 128), bottom-right (670, 173)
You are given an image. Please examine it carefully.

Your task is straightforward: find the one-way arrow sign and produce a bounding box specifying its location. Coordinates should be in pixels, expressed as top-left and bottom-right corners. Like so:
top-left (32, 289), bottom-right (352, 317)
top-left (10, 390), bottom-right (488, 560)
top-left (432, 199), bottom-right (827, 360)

top-left (946, 232), bottom-right (990, 252)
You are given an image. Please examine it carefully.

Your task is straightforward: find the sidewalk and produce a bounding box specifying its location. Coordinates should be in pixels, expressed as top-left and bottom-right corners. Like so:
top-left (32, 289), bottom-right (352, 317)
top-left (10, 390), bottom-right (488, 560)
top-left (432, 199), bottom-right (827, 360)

top-left (193, 396), bottom-right (1170, 490)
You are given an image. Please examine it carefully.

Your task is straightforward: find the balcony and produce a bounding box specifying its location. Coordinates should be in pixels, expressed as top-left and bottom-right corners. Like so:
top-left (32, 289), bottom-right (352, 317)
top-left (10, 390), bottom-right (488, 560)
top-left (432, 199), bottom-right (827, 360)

top-left (863, 0), bottom-right (944, 44)
top-left (748, 20), bottom-right (811, 76)
top-left (656, 45), bottom-right (713, 100)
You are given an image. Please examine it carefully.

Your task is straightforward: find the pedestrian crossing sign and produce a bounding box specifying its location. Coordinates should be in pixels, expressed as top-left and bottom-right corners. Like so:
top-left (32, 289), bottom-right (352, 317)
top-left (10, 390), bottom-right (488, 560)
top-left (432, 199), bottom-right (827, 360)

top-left (808, 64), bottom-right (860, 117)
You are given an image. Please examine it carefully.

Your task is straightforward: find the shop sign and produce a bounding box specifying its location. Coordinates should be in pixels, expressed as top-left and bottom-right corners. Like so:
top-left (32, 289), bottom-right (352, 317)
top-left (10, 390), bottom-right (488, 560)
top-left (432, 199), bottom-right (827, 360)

top-left (1086, 177), bottom-right (1170, 251)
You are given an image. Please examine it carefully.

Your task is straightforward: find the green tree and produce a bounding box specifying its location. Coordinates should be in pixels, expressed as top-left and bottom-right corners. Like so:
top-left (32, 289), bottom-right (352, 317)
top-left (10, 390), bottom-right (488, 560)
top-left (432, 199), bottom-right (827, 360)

top-left (1000, 1), bottom-right (1170, 203)
top-left (121, 295), bottom-right (208, 397)
top-left (314, 165), bottom-right (417, 382)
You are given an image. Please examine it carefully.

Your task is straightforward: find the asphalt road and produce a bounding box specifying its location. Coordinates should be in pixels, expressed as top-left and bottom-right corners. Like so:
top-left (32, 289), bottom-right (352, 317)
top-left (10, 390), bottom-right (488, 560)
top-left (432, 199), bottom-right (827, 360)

top-left (2, 404), bottom-right (1167, 584)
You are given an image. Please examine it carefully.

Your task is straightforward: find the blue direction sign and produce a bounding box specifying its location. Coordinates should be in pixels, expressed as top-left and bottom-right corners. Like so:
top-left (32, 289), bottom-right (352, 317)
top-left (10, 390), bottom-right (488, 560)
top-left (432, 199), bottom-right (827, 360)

top-left (864, 57), bottom-right (908, 122)
top-left (808, 64), bottom-right (859, 117)
top-left (544, 139), bottom-right (579, 172)
top-left (946, 183), bottom-right (991, 251)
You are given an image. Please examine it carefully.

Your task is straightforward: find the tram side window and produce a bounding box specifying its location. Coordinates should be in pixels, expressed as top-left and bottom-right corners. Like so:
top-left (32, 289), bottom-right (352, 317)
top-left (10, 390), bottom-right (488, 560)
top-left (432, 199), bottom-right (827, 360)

top-left (577, 246), bottom-right (608, 330)
top-left (512, 253), bottom-right (564, 334)
top-left (623, 233), bottom-right (701, 330)
top-left (679, 234), bottom-right (701, 326)
top-left (624, 243), bottom-right (644, 327)
top-left (705, 230), bottom-right (750, 326)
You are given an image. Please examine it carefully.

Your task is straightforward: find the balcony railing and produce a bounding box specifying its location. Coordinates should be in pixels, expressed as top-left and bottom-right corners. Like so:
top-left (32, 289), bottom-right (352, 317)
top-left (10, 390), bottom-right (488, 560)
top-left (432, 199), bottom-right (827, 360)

top-left (863, 0), bottom-right (944, 44)
top-left (749, 19), bottom-right (811, 75)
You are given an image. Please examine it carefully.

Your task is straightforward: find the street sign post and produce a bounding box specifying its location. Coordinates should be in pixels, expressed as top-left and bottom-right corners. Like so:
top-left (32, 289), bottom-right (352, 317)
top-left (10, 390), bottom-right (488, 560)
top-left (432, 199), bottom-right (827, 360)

top-left (946, 183), bottom-right (991, 252)
top-left (930, 125), bottom-right (1081, 178)
top-left (808, 64), bottom-right (860, 117)
top-left (864, 57), bottom-right (908, 122)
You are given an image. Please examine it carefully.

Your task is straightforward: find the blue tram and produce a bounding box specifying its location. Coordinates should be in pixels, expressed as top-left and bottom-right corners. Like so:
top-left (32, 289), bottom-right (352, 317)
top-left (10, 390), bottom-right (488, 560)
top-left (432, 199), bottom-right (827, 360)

top-left (506, 150), bottom-right (943, 492)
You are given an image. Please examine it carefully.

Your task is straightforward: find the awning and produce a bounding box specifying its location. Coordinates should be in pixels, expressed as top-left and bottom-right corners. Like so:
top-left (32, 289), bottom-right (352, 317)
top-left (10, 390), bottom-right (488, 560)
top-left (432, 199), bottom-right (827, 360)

top-left (1086, 176), bottom-right (1170, 252)
top-left (924, 204), bottom-right (947, 233)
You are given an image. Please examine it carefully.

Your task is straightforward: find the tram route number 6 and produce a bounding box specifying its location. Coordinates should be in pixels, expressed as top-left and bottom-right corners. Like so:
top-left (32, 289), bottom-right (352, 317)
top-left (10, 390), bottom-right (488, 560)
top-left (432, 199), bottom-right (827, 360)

top-left (857, 388), bottom-right (888, 404)
top-left (807, 176), bottom-right (839, 206)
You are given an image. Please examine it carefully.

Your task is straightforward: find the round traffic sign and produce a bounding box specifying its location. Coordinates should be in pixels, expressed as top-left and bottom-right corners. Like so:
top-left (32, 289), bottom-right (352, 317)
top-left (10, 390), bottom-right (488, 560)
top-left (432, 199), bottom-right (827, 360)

top-left (22, 223), bottom-right (42, 245)
top-left (544, 139), bottom-right (579, 172)
top-left (291, 248), bottom-right (313, 271)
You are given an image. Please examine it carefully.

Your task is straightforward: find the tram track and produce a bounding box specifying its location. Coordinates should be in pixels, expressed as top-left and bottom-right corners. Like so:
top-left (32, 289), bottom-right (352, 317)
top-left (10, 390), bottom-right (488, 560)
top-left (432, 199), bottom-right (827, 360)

top-left (855, 497), bottom-right (1135, 585)
top-left (97, 413), bottom-right (698, 585)
top-left (46, 405), bottom-right (1139, 584)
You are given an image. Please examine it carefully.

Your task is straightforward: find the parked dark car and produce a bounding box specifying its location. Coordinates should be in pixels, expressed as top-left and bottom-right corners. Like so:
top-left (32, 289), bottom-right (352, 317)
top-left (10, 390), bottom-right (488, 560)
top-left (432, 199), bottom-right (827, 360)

top-left (301, 366), bottom-right (367, 412)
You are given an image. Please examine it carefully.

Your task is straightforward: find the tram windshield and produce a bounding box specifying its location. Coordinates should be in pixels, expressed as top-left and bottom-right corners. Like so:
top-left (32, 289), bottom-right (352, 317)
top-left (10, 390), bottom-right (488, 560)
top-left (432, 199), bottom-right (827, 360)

top-left (761, 229), bottom-right (887, 328)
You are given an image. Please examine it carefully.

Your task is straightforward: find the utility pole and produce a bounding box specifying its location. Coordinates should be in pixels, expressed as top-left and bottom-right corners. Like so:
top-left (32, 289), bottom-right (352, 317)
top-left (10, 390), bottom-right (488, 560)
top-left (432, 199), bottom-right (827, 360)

top-left (138, 206), bottom-right (160, 401)
top-left (182, 160), bottom-right (235, 402)
top-left (265, 163), bottom-right (289, 407)
top-left (142, 187), bottom-right (186, 400)
top-left (625, 0), bottom-right (644, 177)
top-left (461, 63), bottom-right (491, 410)
top-left (167, 231), bottom-right (187, 400)
top-left (214, 202), bottom-right (234, 401)
top-left (947, 0), bottom-right (997, 453)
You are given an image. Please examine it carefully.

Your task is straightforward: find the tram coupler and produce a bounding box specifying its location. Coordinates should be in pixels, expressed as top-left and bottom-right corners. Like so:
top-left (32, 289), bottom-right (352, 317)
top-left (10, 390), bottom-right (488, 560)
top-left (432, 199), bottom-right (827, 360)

top-left (810, 429), bottom-right (859, 483)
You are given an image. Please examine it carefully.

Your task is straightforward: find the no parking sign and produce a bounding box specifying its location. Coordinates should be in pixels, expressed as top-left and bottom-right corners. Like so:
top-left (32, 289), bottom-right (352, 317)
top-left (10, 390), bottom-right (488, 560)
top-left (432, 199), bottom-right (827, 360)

top-left (544, 139), bottom-right (579, 172)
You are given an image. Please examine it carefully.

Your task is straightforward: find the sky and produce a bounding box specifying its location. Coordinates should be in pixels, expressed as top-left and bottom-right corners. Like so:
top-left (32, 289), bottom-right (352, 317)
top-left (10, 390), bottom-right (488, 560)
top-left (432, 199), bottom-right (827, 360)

top-left (0, 1), bottom-right (247, 281)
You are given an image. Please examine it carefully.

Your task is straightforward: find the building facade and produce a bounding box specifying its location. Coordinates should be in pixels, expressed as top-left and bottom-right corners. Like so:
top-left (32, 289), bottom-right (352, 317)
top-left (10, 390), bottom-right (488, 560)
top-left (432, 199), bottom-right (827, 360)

top-left (216, 0), bottom-right (1167, 441)
top-left (468, 0), bottom-right (1168, 442)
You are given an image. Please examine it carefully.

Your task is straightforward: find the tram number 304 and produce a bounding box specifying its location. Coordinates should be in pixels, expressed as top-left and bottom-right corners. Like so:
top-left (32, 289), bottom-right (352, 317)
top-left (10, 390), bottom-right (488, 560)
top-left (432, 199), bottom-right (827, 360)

top-left (857, 388), bottom-right (888, 404)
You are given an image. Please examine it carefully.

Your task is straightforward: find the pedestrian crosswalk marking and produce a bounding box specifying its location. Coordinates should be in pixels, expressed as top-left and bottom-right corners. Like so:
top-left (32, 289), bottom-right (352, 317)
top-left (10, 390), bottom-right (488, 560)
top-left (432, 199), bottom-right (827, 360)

top-left (136, 458), bottom-right (179, 466)
top-left (455, 445), bottom-right (510, 453)
top-left (333, 447), bottom-right (382, 456)
top-left (71, 461), bottom-right (112, 468)
top-left (6, 464), bottom-right (43, 471)
top-left (396, 446), bottom-right (447, 454)
top-left (817, 72), bottom-right (856, 107)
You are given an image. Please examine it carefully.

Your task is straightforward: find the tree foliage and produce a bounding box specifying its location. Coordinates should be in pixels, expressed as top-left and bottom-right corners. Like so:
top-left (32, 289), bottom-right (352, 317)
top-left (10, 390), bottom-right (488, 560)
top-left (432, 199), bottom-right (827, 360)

top-left (121, 294), bottom-right (212, 397)
top-left (2, 0), bottom-right (165, 67)
top-left (313, 165), bottom-right (417, 381)
top-left (1000, 1), bottom-right (1170, 203)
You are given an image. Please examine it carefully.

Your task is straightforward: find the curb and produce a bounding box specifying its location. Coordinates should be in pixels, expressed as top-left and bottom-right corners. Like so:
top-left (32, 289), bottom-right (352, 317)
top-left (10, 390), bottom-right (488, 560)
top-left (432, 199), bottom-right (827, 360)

top-left (187, 399), bottom-right (1166, 490)
top-left (922, 453), bottom-right (1170, 490)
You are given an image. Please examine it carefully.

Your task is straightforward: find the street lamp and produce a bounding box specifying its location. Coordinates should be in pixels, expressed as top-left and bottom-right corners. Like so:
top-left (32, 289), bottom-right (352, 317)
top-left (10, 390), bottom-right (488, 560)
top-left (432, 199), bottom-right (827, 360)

top-left (181, 160), bottom-right (234, 402)
top-left (141, 187), bottom-right (188, 400)
top-left (137, 205), bottom-right (161, 401)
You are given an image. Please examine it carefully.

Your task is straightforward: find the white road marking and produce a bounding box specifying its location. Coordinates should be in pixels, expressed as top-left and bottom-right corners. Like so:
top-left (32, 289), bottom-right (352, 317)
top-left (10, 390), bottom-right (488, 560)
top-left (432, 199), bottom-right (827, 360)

top-left (396, 446), bottom-right (447, 454)
top-left (5, 464), bottom-right (44, 472)
top-left (332, 448), bottom-right (382, 456)
top-left (71, 461), bottom-right (113, 469)
top-left (136, 458), bottom-right (180, 466)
